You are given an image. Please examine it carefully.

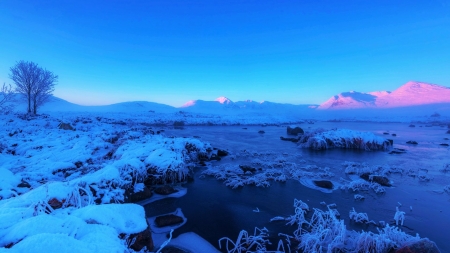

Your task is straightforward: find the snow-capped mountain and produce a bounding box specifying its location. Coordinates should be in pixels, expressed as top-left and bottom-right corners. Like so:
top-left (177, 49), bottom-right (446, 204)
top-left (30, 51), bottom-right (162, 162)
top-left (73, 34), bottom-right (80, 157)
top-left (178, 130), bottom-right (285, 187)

top-left (180, 97), bottom-right (316, 114)
top-left (318, 81), bottom-right (450, 109)
top-left (6, 94), bottom-right (177, 113)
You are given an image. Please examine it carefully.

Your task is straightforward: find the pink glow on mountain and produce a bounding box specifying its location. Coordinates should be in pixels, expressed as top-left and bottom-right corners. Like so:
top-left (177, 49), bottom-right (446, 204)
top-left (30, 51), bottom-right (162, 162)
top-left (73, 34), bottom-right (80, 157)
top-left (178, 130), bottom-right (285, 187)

top-left (181, 100), bottom-right (197, 108)
top-left (215, 97), bottom-right (233, 104)
top-left (318, 81), bottom-right (450, 109)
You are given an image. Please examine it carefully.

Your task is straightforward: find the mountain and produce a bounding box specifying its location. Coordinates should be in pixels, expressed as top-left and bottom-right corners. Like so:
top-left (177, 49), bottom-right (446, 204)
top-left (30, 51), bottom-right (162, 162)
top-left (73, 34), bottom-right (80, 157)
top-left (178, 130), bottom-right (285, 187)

top-left (5, 94), bottom-right (176, 113)
top-left (318, 81), bottom-right (450, 109)
top-left (180, 97), bottom-right (317, 114)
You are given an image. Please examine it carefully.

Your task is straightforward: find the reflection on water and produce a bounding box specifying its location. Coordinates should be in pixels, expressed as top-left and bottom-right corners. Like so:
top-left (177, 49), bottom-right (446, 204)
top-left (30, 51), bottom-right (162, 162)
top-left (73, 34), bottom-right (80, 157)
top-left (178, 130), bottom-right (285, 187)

top-left (145, 123), bottom-right (450, 252)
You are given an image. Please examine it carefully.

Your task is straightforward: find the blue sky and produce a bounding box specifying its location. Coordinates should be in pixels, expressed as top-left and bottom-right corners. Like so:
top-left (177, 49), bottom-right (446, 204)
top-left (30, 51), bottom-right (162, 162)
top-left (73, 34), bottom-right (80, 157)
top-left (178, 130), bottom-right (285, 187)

top-left (1, 0), bottom-right (450, 107)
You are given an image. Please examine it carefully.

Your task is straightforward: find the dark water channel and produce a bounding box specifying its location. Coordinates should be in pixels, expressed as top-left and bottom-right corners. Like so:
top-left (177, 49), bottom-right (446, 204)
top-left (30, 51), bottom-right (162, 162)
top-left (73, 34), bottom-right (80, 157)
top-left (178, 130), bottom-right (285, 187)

top-left (144, 123), bottom-right (450, 252)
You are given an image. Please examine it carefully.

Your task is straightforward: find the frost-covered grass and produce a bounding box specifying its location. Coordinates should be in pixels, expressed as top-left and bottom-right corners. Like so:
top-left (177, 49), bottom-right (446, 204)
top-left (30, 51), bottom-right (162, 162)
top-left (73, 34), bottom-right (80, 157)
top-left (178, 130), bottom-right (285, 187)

top-left (220, 199), bottom-right (430, 253)
top-left (0, 113), bottom-right (213, 251)
top-left (299, 129), bottom-right (392, 151)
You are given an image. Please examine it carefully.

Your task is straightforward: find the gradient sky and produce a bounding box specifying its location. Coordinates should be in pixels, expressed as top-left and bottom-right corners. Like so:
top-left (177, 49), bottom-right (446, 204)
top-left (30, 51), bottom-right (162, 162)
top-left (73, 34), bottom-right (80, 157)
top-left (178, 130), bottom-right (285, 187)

top-left (1, 0), bottom-right (450, 107)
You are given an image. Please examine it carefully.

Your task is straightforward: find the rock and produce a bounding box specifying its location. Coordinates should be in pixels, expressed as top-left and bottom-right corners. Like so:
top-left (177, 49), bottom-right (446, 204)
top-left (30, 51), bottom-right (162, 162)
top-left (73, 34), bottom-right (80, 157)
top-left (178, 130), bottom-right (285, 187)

top-left (258, 130), bottom-right (265, 134)
top-left (313, 180), bottom-right (334, 189)
top-left (48, 198), bottom-right (64, 209)
top-left (446, 130), bottom-right (450, 134)
top-left (280, 136), bottom-right (299, 143)
top-left (360, 173), bottom-right (391, 186)
top-left (392, 133), bottom-right (397, 136)
top-left (217, 149), bottom-right (229, 156)
top-left (371, 175), bottom-right (391, 186)
top-left (439, 143), bottom-right (449, 146)
top-left (242, 127), bottom-right (247, 130)
top-left (387, 139), bottom-right (394, 145)
top-left (126, 186), bottom-right (153, 203)
top-left (287, 126), bottom-right (304, 135)
top-left (154, 214), bottom-right (184, 227)
top-left (154, 185), bottom-right (178, 195)
top-left (239, 165), bottom-right (257, 173)
top-left (17, 180), bottom-right (31, 188)
top-left (58, 123), bottom-right (74, 131)
top-left (406, 141), bottom-right (418, 144)
top-left (444, 138), bottom-right (449, 140)
top-left (395, 238), bottom-right (440, 253)
top-left (127, 220), bottom-right (154, 251)
top-left (383, 132), bottom-right (390, 135)
top-left (209, 154), bottom-right (221, 161)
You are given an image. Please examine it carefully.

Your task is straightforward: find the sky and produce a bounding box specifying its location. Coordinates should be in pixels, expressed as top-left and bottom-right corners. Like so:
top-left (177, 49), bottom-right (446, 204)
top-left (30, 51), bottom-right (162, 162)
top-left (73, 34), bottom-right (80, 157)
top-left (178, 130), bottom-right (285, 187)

top-left (1, 0), bottom-right (450, 107)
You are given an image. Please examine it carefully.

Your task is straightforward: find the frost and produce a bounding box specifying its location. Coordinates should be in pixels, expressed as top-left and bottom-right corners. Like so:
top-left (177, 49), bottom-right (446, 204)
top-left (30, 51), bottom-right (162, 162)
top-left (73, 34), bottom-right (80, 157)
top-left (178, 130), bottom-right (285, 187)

top-left (394, 207), bottom-right (405, 226)
top-left (298, 129), bottom-right (392, 151)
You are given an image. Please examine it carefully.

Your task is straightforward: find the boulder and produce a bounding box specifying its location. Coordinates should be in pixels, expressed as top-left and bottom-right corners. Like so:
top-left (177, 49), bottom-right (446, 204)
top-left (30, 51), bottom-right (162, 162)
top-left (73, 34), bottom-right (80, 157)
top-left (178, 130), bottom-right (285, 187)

top-left (360, 173), bottom-right (391, 186)
top-left (126, 186), bottom-right (153, 203)
top-left (371, 175), bottom-right (391, 186)
top-left (58, 123), bottom-right (74, 131)
top-left (209, 154), bottom-right (221, 161)
top-left (287, 126), bottom-right (304, 135)
top-left (406, 141), bottom-right (418, 145)
top-left (446, 130), bottom-right (450, 134)
top-left (439, 143), bottom-right (449, 146)
top-left (313, 180), bottom-right (334, 189)
top-left (217, 149), bottom-right (229, 156)
top-left (48, 198), bottom-right (64, 209)
top-left (154, 214), bottom-right (184, 227)
top-left (127, 220), bottom-right (154, 251)
top-left (258, 130), bottom-right (265, 134)
top-left (154, 185), bottom-right (178, 195)
top-left (239, 165), bottom-right (257, 173)
top-left (17, 180), bottom-right (31, 188)
top-left (395, 238), bottom-right (440, 253)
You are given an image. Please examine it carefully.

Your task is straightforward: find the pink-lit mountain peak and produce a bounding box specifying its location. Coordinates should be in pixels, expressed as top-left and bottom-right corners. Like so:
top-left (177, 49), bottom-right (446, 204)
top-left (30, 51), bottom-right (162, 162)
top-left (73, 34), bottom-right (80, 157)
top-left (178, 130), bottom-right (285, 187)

top-left (215, 96), bottom-right (233, 104)
top-left (319, 81), bottom-right (450, 109)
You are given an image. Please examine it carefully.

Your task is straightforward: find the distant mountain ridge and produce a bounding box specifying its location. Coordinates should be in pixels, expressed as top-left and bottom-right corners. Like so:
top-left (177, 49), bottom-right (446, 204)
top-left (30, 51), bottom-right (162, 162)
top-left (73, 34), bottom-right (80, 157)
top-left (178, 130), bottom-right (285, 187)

top-left (318, 81), bottom-right (450, 109)
top-left (4, 81), bottom-right (449, 117)
top-left (180, 96), bottom-right (316, 114)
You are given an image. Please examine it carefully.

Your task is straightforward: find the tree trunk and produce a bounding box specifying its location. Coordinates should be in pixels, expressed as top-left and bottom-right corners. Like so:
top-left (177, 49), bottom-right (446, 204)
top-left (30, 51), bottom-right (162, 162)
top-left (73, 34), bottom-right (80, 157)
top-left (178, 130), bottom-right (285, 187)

top-left (27, 91), bottom-right (31, 114)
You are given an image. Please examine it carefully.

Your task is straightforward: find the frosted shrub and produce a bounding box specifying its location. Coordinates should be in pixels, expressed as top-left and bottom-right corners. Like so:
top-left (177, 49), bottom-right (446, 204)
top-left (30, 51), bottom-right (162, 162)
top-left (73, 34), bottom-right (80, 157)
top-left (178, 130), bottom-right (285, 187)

top-left (394, 207), bottom-right (405, 226)
top-left (349, 208), bottom-right (369, 223)
top-left (347, 179), bottom-right (370, 192)
top-left (202, 165), bottom-right (289, 189)
top-left (369, 182), bottom-right (386, 194)
top-left (343, 161), bottom-right (372, 175)
top-left (299, 129), bottom-right (391, 151)
top-left (444, 185), bottom-right (450, 194)
top-left (219, 227), bottom-right (285, 253)
top-left (354, 194), bottom-right (365, 201)
top-left (228, 198), bottom-right (435, 253)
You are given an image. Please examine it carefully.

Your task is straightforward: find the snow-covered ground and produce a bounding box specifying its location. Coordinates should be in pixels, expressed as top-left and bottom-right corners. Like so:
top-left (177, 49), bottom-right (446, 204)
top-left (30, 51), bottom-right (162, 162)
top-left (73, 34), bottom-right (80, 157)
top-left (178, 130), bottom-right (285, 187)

top-left (0, 112), bottom-right (216, 252)
top-left (1, 110), bottom-right (448, 252)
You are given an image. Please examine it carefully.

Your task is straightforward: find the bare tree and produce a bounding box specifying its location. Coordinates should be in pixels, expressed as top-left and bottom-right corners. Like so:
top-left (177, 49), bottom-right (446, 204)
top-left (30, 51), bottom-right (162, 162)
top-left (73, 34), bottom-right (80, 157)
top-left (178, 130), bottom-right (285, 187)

top-left (31, 69), bottom-right (57, 114)
top-left (9, 61), bottom-right (58, 114)
top-left (0, 83), bottom-right (14, 113)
